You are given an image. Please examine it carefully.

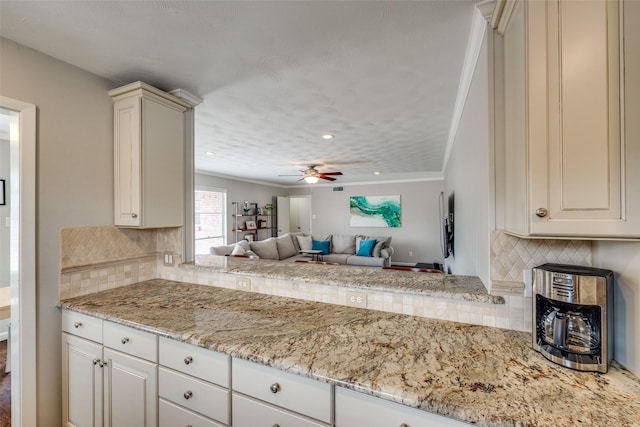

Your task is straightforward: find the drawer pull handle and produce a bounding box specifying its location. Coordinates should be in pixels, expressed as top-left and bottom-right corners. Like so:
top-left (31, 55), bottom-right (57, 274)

top-left (121, 337), bottom-right (130, 344)
top-left (184, 356), bottom-right (193, 365)
top-left (270, 383), bottom-right (280, 393)
top-left (74, 322), bottom-right (83, 328)
top-left (184, 390), bottom-right (193, 400)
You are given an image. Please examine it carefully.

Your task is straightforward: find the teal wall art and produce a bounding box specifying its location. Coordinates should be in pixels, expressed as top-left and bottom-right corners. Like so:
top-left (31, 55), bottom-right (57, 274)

top-left (349, 195), bottom-right (401, 228)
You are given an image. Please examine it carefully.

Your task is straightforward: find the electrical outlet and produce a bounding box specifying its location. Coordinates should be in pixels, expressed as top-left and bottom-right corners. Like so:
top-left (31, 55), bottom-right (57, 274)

top-left (409, 251), bottom-right (413, 257)
top-left (163, 251), bottom-right (174, 266)
top-left (236, 277), bottom-right (252, 291)
top-left (346, 291), bottom-right (367, 308)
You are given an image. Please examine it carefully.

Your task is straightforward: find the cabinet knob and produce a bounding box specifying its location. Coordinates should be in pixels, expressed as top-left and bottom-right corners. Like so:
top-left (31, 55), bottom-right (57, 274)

top-left (73, 322), bottom-right (83, 328)
top-left (121, 337), bottom-right (130, 344)
top-left (270, 383), bottom-right (281, 393)
top-left (400, 424), bottom-right (410, 427)
top-left (98, 360), bottom-right (107, 368)
top-left (131, 213), bottom-right (138, 218)
top-left (273, 425), bottom-right (280, 427)
top-left (184, 356), bottom-right (193, 365)
top-left (92, 359), bottom-right (100, 365)
top-left (183, 390), bottom-right (193, 400)
top-left (535, 208), bottom-right (548, 218)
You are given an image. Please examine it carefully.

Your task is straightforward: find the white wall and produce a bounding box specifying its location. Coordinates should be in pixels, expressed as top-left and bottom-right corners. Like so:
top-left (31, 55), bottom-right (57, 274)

top-left (443, 27), bottom-right (491, 285)
top-left (1, 37), bottom-right (114, 425)
top-left (195, 172), bottom-right (287, 243)
top-left (592, 241), bottom-right (640, 377)
top-left (288, 180), bottom-right (445, 265)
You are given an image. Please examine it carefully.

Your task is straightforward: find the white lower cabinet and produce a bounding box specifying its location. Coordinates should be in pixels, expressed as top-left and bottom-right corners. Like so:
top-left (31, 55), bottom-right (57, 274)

top-left (232, 393), bottom-right (328, 427)
top-left (232, 357), bottom-right (333, 425)
top-left (103, 348), bottom-right (157, 427)
top-left (158, 337), bottom-right (231, 425)
top-left (335, 387), bottom-right (471, 427)
top-left (62, 332), bottom-right (103, 427)
top-left (62, 310), bottom-right (158, 427)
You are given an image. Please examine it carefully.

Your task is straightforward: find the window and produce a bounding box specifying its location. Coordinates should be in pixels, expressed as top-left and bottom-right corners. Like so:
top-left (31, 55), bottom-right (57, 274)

top-left (194, 187), bottom-right (226, 256)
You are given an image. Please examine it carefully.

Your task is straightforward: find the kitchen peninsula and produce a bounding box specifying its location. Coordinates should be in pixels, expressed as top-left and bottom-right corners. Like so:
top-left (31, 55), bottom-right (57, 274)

top-left (60, 277), bottom-right (640, 427)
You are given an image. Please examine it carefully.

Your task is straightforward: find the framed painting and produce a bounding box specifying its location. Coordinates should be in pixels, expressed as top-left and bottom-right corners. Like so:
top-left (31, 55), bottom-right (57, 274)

top-left (349, 195), bottom-right (401, 228)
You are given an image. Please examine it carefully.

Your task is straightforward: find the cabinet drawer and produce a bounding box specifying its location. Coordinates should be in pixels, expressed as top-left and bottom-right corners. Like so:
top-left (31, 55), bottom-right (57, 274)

top-left (103, 321), bottom-right (157, 362)
top-left (62, 310), bottom-right (103, 343)
top-left (159, 367), bottom-right (230, 425)
top-left (335, 387), bottom-right (471, 427)
top-left (232, 358), bottom-right (332, 424)
top-left (159, 336), bottom-right (230, 387)
top-left (159, 398), bottom-right (226, 427)
top-left (232, 393), bottom-right (329, 427)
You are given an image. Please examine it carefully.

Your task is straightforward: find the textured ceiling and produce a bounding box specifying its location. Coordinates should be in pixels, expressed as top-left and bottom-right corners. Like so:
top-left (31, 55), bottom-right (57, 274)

top-left (0, 1), bottom-right (477, 186)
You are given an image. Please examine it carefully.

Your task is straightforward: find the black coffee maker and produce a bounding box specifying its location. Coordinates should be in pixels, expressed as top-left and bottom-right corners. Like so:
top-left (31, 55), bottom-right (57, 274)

top-left (532, 264), bottom-right (613, 373)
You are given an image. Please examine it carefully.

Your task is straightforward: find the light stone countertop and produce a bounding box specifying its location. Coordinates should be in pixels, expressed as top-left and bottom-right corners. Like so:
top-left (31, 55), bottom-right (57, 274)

top-left (183, 255), bottom-right (505, 304)
top-left (59, 279), bottom-right (640, 427)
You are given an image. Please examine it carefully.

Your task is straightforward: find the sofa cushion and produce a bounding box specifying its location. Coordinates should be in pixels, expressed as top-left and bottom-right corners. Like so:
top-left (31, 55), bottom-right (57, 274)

top-left (323, 253), bottom-right (351, 264)
top-left (312, 239), bottom-right (330, 255)
top-left (275, 234), bottom-right (297, 260)
top-left (231, 244), bottom-right (246, 256)
top-left (372, 240), bottom-right (386, 257)
top-left (250, 238), bottom-right (279, 260)
top-left (210, 244), bottom-right (235, 256)
top-left (356, 235), bottom-right (391, 253)
top-left (347, 255), bottom-right (386, 267)
top-left (332, 234), bottom-right (356, 254)
top-left (289, 232), bottom-right (305, 251)
top-left (296, 235), bottom-right (313, 251)
top-left (356, 239), bottom-right (376, 256)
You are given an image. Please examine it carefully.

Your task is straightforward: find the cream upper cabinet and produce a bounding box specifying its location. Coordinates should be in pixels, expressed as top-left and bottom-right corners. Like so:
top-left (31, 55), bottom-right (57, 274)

top-left (502, 0), bottom-right (640, 238)
top-left (109, 81), bottom-right (190, 228)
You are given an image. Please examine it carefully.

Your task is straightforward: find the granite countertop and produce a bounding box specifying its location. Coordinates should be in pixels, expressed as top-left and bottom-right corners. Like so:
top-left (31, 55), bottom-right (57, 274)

top-left (184, 255), bottom-right (505, 304)
top-left (59, 279), bottom-right (640, 427)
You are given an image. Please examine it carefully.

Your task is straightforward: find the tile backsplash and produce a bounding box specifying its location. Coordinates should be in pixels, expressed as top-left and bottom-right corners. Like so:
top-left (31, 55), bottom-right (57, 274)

top-left (490, 229), bottom-right (592, 283)
top-left (59, 226), bottom-right (182, 299)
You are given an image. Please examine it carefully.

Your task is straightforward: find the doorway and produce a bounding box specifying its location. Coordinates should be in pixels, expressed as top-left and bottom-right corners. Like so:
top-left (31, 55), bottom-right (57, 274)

top-left (0, 97), bottom-right (37, 427)
top-left (277, 195), bottom-right (312, 236)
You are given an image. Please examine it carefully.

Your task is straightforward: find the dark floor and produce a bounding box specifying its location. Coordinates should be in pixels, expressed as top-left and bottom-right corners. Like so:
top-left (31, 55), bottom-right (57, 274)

top-left (0, 340), bottom-right (10, 427)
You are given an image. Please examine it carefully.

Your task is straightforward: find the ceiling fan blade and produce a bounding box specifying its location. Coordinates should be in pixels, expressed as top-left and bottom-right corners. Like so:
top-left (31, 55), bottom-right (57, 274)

top-left (320, 171), bottom-right (343, 176)
top-left (320, 176), bottom-right (337, 181)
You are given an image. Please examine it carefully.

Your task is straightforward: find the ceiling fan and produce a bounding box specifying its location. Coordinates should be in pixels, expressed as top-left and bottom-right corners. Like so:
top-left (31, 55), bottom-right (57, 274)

top-left (280, 165), bottom-right (343, 184)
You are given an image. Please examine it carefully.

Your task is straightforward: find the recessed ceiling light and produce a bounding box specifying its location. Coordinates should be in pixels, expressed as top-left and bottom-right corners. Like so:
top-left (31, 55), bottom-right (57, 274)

top-left (374, 171), bottom-right (380, 175)
top-left (205, 151), bottom-right (214, 156)
top-left (322, 134), bottom-right (334, 140)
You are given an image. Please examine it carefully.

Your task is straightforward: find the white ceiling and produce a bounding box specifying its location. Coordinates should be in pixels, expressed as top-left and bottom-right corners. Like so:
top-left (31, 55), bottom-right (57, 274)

top-left (0, 0), bottom-right (477, 186)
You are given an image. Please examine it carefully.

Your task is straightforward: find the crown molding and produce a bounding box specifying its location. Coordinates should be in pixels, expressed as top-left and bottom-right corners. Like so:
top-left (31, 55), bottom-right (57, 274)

top-left (168, 88), bottom-right (203, 107)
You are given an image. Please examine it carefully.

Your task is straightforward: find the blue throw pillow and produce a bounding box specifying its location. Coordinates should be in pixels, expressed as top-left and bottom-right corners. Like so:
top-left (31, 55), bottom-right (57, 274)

top-left (356, 239), bottom-right (376, 257)
top-left (312, 239), bottom-right (330, 255)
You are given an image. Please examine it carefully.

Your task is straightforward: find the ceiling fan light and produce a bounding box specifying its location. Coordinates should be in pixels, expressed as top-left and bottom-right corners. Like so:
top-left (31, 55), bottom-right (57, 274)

top-left (304, 176), bottom-right (319, 184)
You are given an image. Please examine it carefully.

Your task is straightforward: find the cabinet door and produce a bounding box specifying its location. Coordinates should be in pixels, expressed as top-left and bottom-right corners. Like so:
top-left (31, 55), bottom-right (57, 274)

top-left (114, 96), bottom-right (142, 227)
top-left (103, 348), bottom-right (157, 427)
top-left (62, 333), bottom-right (103, 427)
top-left (528, 0), bottom-right (625, 236)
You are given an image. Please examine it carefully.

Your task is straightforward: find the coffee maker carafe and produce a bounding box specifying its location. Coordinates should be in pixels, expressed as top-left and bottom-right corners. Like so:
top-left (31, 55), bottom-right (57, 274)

top-left (533, 264), bottom-right (613, 373)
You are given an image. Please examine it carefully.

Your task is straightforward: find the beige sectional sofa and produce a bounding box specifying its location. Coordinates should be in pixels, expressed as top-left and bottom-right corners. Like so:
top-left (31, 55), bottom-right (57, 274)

top-left (210, 233), bottom-right (394, 267)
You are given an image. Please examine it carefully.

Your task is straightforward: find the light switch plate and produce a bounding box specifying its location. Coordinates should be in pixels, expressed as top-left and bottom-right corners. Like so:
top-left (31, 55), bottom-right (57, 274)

top-left (346, 291), bottom-right (367, 308)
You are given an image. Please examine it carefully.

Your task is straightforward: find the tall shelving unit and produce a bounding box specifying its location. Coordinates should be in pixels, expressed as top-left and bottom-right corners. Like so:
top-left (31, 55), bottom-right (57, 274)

top-left (232, 201), bottom-right (276, 242)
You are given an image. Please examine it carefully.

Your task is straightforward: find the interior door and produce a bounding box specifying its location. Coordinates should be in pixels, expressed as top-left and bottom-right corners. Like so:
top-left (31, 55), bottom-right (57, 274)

top-left (277, 196), bottom-right (290, 236)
